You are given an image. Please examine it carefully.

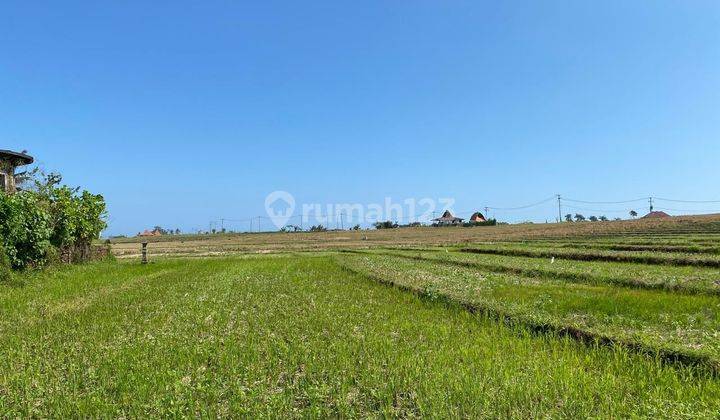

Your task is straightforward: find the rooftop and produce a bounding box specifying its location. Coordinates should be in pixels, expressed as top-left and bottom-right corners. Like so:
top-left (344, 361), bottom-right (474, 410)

top-left (642, 211), bottom-right (671, 219)
top-left (433, 210), bottom-right (464, 222)
top-left (0, 150), bottom-right (34, 165)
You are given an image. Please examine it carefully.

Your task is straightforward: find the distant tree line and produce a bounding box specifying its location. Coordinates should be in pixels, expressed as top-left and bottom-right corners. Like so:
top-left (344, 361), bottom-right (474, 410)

top-left (564, 214), bottom-right (619, 222)
top-left (563, 210), bottom-right (641, 222)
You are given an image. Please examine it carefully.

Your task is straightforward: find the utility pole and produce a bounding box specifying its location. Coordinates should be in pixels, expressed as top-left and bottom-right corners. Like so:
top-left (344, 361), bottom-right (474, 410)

top-left (484, 206), bottom-right (489, 219)
top-left (649, 197), bottom-right (654, 213)
top-left (557, 194), bottom-right (562, 223)
top-left (340, 212), bottom-right (344, 230)
top-left (220, 218), bottom-right (225, 232)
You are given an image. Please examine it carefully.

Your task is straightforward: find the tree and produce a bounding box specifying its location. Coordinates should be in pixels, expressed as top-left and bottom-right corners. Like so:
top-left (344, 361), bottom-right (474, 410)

top-left (564, 214), bottom-right (573, 222)
top-left (175, 228), bottom-right (181, 235)
top-left (574, 213), bottom-right (585, 222)
top-left (599, 215), bottom-right (608, 221)
top-left (374, 221), bottom-right (399, 230)
top-left (629, 210), bottom-right (638, 219)
top-left (589, 216), bottom-right (599, 222)
top-left (352, 224), bottom-right (361, 230)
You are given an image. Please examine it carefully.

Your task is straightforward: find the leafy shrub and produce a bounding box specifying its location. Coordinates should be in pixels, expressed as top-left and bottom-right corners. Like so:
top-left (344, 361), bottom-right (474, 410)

top-left (0, 192), bottom-right (53, 269)
top-left (374, 221), bottom-right (399, 229)
top-left (463, 219), bottom-right (497, 227)
top-left (422, 284), bottom-right (440, 301)
top-left (0, 172), bottom-right (107, 269)
top-left (0, 242), bottom-right (12, 283)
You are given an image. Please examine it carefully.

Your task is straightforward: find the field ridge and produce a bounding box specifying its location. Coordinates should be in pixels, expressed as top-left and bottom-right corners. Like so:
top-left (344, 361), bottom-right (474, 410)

top-left (334, 257), bottom-right (720, 376)
top-left (460, 247), bottom-right (720, 267)
top-left (350, 249), bottom-right (720, 297)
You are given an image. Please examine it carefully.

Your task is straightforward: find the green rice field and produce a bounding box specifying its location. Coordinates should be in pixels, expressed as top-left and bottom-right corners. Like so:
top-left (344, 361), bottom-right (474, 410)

top-left (3, 230), bottom-right (720, 416)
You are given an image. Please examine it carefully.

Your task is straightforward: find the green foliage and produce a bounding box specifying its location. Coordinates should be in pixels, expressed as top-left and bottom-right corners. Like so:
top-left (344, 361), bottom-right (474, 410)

top-left (280, 225), bottom-right (302, 233)
top-left (0, 172), bottom-right (106, 269)
top-left (373, 220), bottom-right (399, 229)
top-left (309, 224), bottom-right (327, 232)
top-left (0, 191), bottom-right (53, 269)
top-left (463, 219), bottom-right (497, 227)
top-left (0, 241), bottom-right (12, 283)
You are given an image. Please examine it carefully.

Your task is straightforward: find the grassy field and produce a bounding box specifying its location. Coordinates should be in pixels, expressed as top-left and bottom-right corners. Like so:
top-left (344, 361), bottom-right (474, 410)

top-left (338, 252), bottom-right (720, 368)
top-left (1, 256), bottom-right (720, 417)
top-left (109, 214), bottom-right (720, 258)
top-left (361, 248), bottom-right (720, 295)
top-left (5, 216), bottom-right (720, 416)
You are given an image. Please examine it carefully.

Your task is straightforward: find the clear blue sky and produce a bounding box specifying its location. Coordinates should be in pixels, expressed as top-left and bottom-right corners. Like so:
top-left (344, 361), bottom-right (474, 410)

top-left (2, 1), bottom-right (719, 235)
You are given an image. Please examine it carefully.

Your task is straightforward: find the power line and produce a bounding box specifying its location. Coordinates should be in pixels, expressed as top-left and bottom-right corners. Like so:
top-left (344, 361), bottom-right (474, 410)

top-left (563, 197), bottom-right (648, 204)
top-left (655, 206), bottom-right (720, 213)
top-left (487, 196), bottom-right (556, 211)
top-left (563, 204), bottom-right (635, 214)
top-left (211, 194), bottom-right (720, 233)
top-left (655, 197), bottom-right (720, 204)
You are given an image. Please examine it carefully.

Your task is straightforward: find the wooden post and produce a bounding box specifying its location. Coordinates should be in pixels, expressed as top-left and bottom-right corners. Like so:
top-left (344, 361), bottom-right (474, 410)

top-left (141, 242), bottom-right (148, 264)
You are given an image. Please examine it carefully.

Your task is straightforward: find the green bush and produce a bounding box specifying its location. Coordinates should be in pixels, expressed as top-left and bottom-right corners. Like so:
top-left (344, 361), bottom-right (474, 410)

top-left (0, 192), bottom-right (52, 269)
top-left (0, 242), bottom-right (12, 283)
top-left (0, 172), bottom-right (107, 270)
top-left (374, 221), bottom-right (399, 229)
top-left (46, 186), bottom-right (107, 262)
top-left (463, 219), bottom-right (498, 227)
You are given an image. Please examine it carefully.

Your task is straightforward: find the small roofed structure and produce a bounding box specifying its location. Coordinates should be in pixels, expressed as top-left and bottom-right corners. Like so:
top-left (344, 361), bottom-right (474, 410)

top-left (138, 228), bottom-right (163, 237)
top-left (642, 211), bottom-right (671, 219)
top-left (433, 210), bottom-right (464, 226)
top-left (0, 150), bottom-right (34, 193)
top-left (469, 212), bottom-right (487, 223)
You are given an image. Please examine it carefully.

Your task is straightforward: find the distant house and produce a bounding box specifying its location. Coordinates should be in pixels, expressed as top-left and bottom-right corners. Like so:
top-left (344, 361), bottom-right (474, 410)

top-left (0, 150), bottom-right (34, 193)
top-left (642, 211), bottom-right (671, 219)
top-left (469, 212), bottom-right (487, 223)
top-left (138, 228), bottom-right (163, 237)
top-left (432, 210), bottom-right (464, 226)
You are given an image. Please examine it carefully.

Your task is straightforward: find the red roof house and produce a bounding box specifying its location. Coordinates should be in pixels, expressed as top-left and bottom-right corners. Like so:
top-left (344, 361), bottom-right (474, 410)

top-left (470, 212), bottom-right (487, 223)
top-left (642, 211), bottom-right (671, 219)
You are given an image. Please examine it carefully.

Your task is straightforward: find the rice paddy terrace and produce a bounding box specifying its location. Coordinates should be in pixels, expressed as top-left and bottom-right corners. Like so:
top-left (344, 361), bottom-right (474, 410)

top-left (3, 215), bottom-right (720, 416)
